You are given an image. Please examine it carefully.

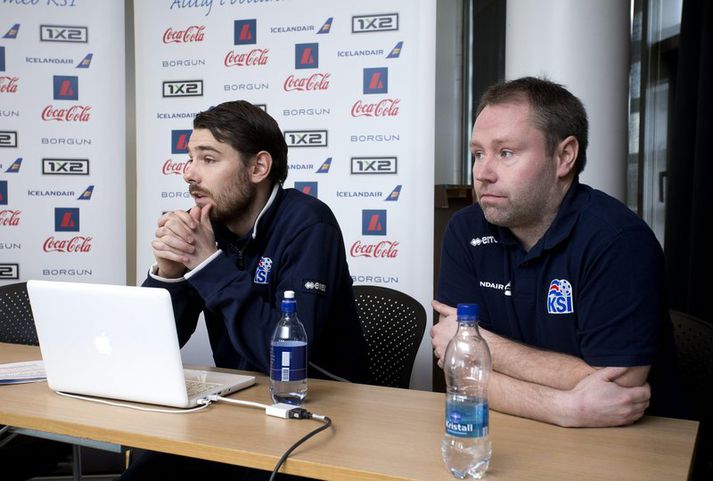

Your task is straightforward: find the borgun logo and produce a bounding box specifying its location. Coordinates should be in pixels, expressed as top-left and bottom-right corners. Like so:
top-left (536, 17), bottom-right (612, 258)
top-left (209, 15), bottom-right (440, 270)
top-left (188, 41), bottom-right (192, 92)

top-left (316, 157), bottom-right (332, 173)
top-left (40, 25), bottom-right (88, 43)
top-left (363, 67), bottom-right (388, 94)
top-left (317, 17), bottom-right (333, 34)
top-left (352, 14), bottom-right (399, 33)
top-left (351, 157), bottom-right (397, 174)
top-left (234, 19), bottom-right (257, 45)
top-left (0, 264), bottom-right (19, 280)
top-left (172, 130), bottom-right (192, 154)
top-left (163, 80), bottom-right (203, 98)
top-left (385, 185), bottom-right (401, 201)
top-left (295, 43), bottom-right (319, 69)
top-left (77, 185), bottom-right (94, 200)
top-left (42, 158), bottom-right (90, 175)
top-left (3, 24), bottom-right (20, 39)
top-left (76, 53), bottom-right (93, 68)
top-left (295, 181), bottom-right (318, 198)
top-left (5, 158), bottom-right (22, 173)
top-left (284, 130), bottom-right (328, 147)
top-left (53, 76), bottom-right (78, 100)
top-left (0, 131), bottom-right (18, 147)
top-left (0, 180), bottom-right (7, 205)
top-left (547, 279), bottom-right (574, 314)
top-left (387, 41), bottom-right (403, 58)
top-left (163, 25), bottom-right (205, 44)
top-left (362, 210), bottom-right (387, 236)
top-left (55, 207), bottom-right (80, 232)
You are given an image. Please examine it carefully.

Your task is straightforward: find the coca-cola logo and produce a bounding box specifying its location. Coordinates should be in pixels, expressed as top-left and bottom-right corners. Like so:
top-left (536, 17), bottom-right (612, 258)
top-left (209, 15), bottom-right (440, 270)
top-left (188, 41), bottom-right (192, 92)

top-left (163, 25), bottom-right (205, 44)
top-left (351, 99), bottom-right (400, 117)
top-left (43, 236), bottom-right (93, 253)
top-left (350, 240), bottom-right (399, 258)
top-left (283, 73), bottom-right (330, 92)
top-left (162, 159), bottom-right (189, 175)
top-left (41, 105), bottom-right (92, 122)
top-left (224, 49), bottom-right (269, 67)
top-left (0, 210), bottom-right (21, 226)
top-left (0, 76), bottom-right (19, 94)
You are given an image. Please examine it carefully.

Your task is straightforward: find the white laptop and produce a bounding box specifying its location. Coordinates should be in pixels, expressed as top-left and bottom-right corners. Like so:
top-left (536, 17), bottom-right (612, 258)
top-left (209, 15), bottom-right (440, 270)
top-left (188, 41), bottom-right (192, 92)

top-left (26, 280), bottom-right (255, 408)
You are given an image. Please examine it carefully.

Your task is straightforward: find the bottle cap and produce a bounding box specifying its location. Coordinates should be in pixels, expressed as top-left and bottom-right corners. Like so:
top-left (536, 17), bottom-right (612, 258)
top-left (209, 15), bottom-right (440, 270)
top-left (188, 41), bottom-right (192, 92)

top-left (456, 303), bottom-right (479, 321)
top-left (281, 290), bottom-right (296, 313)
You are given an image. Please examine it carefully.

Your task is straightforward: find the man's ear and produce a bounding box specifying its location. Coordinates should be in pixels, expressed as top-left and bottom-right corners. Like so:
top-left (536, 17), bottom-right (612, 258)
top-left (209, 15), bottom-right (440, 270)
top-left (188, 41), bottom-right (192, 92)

top-left (249, 151), bottom-right (272, 183)
top-left (555, 135), bottom-right (578, 178)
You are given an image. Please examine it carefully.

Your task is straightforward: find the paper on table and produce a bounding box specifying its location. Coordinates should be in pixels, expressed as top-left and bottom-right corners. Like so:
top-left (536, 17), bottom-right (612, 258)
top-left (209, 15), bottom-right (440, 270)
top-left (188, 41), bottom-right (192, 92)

top-left (0, 360), bottom-right (46, 384)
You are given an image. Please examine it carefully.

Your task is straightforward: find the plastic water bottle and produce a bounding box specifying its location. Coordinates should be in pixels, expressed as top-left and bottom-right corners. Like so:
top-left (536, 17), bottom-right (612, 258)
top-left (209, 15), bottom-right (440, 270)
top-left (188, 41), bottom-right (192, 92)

top-left (441, 303), bottom-right (492, 479)
top-left (269, 290), bottom-right (308, 405)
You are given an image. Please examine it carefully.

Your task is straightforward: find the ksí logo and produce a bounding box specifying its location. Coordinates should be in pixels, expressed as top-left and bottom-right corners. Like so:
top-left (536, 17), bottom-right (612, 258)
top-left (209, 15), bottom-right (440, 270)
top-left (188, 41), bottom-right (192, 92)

top-left (234, 19), bottom-right (257, 45)
top-left (352, 13), bottom-right (399, 33)
top-left (42, 158), bottom-right (89, 175)
top-left (295, 43), bottom-right (319, 69)
top-left (363, 67), bottom-right (388, 94)
top-left (53, 75), bottom-right (78, 100)
top-left (284, 130), bottom-right (328, 148)
top-left (0, 131), bottom-right (18, 148)
top-left (295, 181), bottom-right (318, 198)
top-left (0, 76), bottom-right (18, 94)
top-left (0, 263), bottom-right (19, 280)
top-left (254, 256), bottom-right (272, 284)
top-left (163, 80), bottom-right (203, 98)
top-left (40, 25), bottom-right (88, 43)
top-left (3, 24), bottom-right (20, 39)
top-left (5, 158), bottom-right (22, 173)
top-left (55, 207), bottom-right (80, 232)
top-left (547, 279), bottom-right (574, 314)
top-left (163, 25), bottom-right (205, 44)
top-left (172, 130), bottom-right (192, 154)
top-left (351, 157), bottom-right (397, 175)
top-left (362, 209), bottom-right (387, 236)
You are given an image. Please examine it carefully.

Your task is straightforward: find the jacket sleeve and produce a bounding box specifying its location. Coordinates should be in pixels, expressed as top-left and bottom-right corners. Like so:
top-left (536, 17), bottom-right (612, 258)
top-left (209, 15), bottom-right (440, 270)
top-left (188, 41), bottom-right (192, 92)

top-left (183, 221), bottom-right (350, 374)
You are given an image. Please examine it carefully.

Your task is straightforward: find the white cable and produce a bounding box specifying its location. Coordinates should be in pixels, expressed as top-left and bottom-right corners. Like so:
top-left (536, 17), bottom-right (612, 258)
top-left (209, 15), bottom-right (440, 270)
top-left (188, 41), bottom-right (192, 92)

top-left (207, 394), bottom-right (270, 410)
top-left (56, 391), bottom-right (213, 414)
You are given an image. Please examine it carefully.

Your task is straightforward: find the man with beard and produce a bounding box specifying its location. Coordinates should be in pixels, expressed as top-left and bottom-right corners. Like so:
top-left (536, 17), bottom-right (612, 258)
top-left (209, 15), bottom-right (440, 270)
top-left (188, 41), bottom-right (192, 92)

top-left (430, 77), bottom-right (686, 428)
top-left (122, 100), bottom-right (369, 480)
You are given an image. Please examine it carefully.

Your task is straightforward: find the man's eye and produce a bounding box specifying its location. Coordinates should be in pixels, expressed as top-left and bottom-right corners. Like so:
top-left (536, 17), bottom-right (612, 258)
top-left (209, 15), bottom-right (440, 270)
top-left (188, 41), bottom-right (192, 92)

top-left (500, 150), bottom-right (513, 159)
top-left (473, 151), bottom-right (484, 160)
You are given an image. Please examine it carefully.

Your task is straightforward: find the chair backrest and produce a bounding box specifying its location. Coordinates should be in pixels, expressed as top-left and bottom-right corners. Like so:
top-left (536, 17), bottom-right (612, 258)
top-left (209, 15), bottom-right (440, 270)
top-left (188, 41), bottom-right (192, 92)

top-left (0, 282), bottom-right (38, 345)
top-left (670, 309), bottom-right (713, 481)
top-left (353, 285), bottom-right (426, 388)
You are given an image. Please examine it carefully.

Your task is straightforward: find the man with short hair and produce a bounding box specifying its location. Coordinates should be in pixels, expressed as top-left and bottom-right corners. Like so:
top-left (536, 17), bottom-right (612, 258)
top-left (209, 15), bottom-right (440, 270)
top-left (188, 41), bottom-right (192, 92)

top-left (431, 77), bottom-right (685, 427)
top-left (122, 100), bottom-right (369, 480)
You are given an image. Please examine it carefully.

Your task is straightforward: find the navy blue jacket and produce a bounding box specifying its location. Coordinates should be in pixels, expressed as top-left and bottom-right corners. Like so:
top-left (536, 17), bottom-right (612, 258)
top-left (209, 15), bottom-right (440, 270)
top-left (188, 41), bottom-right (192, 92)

top-left (144, 186), bottom-right (371, 384)
top-left (437, 181), bottom-right (686, 418)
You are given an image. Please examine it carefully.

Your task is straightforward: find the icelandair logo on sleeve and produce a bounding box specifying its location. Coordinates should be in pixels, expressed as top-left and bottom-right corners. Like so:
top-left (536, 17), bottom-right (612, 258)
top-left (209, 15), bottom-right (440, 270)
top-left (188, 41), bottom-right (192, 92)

top-left (547, 279), bottom-right (574, 314)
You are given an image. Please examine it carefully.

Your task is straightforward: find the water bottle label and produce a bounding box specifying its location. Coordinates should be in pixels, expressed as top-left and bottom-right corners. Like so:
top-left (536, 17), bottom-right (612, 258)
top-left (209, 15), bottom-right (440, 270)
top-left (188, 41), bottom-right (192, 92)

top-left (270, 341), bottom-right (307, 382)
top-left (445, 399), bottom-right (489, 438)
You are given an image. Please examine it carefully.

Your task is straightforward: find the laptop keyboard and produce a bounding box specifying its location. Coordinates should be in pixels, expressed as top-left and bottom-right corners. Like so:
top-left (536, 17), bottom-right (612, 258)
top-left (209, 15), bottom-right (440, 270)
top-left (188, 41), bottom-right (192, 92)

top-left (185, 379), bottom-right (223, 397)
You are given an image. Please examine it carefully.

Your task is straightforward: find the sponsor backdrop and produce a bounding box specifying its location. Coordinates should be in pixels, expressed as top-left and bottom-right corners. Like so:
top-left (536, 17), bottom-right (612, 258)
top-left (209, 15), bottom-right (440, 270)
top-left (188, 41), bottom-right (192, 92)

top-left (0, 2), bottom-right (126, 286)
top-left (134, 0), bottom-right (435, 389)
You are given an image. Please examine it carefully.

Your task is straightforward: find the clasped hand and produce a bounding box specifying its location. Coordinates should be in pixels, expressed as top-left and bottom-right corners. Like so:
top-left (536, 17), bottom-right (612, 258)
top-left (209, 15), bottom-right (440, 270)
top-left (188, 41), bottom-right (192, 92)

top-left (151, 204), bottom-right (217, 278)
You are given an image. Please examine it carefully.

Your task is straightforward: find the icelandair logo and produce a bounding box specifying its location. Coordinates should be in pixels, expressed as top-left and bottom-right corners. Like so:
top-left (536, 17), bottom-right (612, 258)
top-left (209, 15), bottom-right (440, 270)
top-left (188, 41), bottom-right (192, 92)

top-left (480, 280), bottom-right (511, 296)
top-left (317, 17), bottom-right (333, 34)
top-left (76, 53), bottom-right (92, 68)
top-left (387, 41), bottom-right (403, 58)
top-left (3, 24), bottom-right (20, 39)
top-left (316, 157), bottom-right (332, 173)
top-left (77, 185), bottom-right (94, 200)
top-left (384, 185), bottom-right (401, 201)
top-left (547, 279), bottom-right (574, 314)
top-left (5, 158), bottom-right (22, 173)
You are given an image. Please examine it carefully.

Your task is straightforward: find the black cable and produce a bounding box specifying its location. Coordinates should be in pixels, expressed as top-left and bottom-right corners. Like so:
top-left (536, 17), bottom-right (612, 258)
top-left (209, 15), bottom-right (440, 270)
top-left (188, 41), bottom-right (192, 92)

top-left (268, 410), bottom-right (333, 481)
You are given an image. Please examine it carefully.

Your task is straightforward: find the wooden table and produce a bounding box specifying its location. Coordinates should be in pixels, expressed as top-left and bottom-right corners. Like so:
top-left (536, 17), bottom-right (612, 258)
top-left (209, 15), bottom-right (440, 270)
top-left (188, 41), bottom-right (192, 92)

top-left (0, 343), bottom-right (699, 481)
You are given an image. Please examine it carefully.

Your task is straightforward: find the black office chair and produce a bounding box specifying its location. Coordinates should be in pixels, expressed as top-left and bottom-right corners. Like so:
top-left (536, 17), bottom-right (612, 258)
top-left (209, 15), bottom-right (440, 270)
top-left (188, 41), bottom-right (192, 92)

top-left (0, 282), bottom-right (126, 480)
top-left (670, 309), bottom-right (713, 481)
top-left (353, 285), bottom-right (427, 388)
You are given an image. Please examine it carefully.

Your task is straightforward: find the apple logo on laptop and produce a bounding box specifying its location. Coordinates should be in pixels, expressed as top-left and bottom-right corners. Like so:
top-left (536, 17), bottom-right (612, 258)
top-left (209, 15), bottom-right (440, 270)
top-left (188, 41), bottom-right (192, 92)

top-left (94, 332), bottom-right (113, 355)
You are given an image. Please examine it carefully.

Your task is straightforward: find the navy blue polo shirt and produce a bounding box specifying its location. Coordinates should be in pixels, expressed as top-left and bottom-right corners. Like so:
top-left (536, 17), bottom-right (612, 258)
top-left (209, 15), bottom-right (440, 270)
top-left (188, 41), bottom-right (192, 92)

top-left (437, 181), bottom-right (685, 418)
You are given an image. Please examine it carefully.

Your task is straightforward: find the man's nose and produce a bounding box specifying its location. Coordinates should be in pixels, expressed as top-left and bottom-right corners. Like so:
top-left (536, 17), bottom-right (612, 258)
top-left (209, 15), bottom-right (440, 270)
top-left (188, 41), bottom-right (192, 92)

top-left (183, 162), bottom-right (197, 183)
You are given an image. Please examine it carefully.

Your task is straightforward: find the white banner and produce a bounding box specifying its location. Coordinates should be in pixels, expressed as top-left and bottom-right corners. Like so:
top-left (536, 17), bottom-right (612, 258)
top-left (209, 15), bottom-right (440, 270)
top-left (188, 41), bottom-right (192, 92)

top-left (134, 0), bottom-right (435, 389)
top-left (0, 1), bottom-right (126, 286)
